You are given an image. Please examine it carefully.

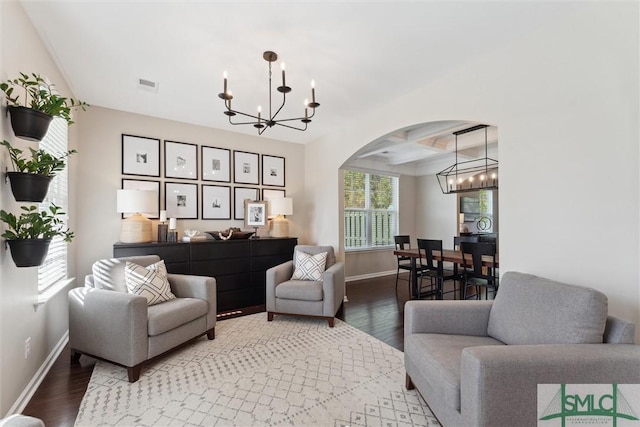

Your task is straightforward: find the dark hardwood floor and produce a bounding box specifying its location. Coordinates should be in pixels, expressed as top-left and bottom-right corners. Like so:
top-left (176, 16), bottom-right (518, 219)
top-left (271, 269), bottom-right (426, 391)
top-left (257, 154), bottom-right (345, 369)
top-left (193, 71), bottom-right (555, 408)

top-left (22, 273), bottom-right (414, 426)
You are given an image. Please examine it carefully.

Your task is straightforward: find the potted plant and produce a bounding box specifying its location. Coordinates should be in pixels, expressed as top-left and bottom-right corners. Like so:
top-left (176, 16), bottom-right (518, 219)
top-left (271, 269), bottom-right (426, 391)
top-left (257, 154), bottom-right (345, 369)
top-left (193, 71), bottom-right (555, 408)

top-left (0, 72), bottom-right (88, 141)
top-left (1, 139), bottom-right (77, 202)
top-left (0, 204), bottom-right (74, 267)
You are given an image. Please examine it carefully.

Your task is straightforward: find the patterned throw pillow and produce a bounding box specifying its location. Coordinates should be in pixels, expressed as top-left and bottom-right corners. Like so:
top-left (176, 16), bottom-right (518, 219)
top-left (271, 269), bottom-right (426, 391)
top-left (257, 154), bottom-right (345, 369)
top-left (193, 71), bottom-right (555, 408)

top-left (291, 251), bottom-right (328, 281)
top-left (124, 260), bottom-right (176, 305)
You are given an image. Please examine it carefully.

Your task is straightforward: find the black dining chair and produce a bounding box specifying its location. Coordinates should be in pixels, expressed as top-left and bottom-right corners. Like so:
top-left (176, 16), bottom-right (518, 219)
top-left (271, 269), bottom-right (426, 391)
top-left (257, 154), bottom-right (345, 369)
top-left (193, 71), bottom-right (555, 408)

top-left (460, 241), bottom-right (498, 300)
top-left (417, 239), bottom-right (461, 299)
top-left (394, 235), bottom-right (414, 296)
top-left (453, 234), bottom-right (479, 250)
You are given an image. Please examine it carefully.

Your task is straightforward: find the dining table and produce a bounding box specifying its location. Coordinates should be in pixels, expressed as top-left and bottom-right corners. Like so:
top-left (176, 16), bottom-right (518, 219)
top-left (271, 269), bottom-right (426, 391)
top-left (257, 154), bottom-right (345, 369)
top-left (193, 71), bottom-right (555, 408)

top-left (393, 248), bottom-right (499, 300)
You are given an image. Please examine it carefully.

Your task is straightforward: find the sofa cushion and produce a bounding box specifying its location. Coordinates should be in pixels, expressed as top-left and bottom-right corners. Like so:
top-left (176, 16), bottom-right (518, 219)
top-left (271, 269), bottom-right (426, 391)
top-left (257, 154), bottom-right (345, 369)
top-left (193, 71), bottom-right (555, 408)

top-left (92, 255), bottom-right (161, 292)
top-left (291, 250), bottom-right (327, 281)
top-left (147, 297), bottom-right (208, 336)
top-left (275, 280), bottom-right (324, 301)
top-left (294, 245), bottom-right (336, 268)
top-left (125, 260), bottom-right (176, 306)
top-left (405, 333), bottom-right (504, 411)
top-left (488, 271), bottom-right (608, 345)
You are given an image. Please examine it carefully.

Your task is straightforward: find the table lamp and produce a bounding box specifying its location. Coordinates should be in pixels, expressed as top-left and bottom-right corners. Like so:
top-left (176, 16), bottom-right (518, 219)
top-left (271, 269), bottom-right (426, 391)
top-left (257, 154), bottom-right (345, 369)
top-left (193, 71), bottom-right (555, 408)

top-left (268, 197), bottom-right (293, 238)
top-left (116, 189), bottom-right (156, 243)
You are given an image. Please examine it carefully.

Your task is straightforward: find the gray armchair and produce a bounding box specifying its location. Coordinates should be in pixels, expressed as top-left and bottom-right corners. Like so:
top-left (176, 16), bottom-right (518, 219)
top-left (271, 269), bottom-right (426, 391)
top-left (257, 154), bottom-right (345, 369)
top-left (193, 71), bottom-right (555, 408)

top-left (266, 245), bottom-right (345, 327)
top-left (69, 255), bottom-right (216, 382)
top-left (404, 271), bottom-right (640, 427)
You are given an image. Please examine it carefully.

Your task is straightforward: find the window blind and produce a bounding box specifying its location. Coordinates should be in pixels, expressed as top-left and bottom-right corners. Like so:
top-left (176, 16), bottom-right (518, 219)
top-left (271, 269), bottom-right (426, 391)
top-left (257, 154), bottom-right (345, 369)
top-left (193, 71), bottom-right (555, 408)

top-left (38, 117), bottom-right (69, 293)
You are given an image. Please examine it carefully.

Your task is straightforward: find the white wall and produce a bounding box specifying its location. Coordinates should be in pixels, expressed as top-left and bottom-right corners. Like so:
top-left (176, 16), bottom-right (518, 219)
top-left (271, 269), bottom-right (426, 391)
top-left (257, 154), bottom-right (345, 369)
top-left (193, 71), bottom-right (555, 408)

top-left (416, 174), bottom-right (457, 249)
top-left (0, 1), bottom-right (79, 415)
top-left (306, 2), bottom-right (640, 338)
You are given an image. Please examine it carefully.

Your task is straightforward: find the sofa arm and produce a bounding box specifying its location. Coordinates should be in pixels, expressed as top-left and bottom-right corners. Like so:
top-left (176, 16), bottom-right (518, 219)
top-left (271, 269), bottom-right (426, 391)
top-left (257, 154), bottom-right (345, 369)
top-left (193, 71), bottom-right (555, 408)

top-left (68, 287), bottom-right (148, 367)
top-left (460, 344), bottom-right (640, 427)
top-left (168, 273), bottom-right (217, 330)
top-left (404, 300), bottom-right (493, 338)
top-left (322, 261), bottom-right (345, 317)
top-left (266, 260), bottom-right (294, 311)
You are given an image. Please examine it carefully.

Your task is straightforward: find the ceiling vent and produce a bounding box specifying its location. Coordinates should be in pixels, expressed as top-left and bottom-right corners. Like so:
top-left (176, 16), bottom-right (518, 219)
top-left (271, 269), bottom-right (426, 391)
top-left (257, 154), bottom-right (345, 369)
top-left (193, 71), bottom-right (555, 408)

top-left (137, 78), bottom-right (159, 93)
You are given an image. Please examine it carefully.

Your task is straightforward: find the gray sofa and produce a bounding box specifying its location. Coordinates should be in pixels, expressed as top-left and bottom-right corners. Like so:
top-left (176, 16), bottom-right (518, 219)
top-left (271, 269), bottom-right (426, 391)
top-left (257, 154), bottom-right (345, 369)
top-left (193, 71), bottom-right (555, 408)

top-left (404, 271), bottom-right (640, 427)
top-left (69, 255), bottom-right (216, 382)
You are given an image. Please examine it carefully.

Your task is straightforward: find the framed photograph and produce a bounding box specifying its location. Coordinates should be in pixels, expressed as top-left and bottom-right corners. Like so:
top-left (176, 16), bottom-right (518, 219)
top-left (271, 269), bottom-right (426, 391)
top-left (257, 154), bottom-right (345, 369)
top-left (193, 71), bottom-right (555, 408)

top-left (262, 154), bottom-right (285, 187)
top-left (202, 185), bottom-right (231, 220)
top-left (233, 150), bottom-right (260, 185)
top-left (121, 134), bottom-right (160, 177)
top-left (165, 182), bottom-right (198, 219)
top-left (121, 179), bottom-right (160, 219)
top-left (245, 200), bottom-right (268, 228)
top-left (234, 187), bottom-right (260, 220)
top-left (202, 146), bottom-right (231, 182)
top-left (165, 140), bottom-right (198, 180)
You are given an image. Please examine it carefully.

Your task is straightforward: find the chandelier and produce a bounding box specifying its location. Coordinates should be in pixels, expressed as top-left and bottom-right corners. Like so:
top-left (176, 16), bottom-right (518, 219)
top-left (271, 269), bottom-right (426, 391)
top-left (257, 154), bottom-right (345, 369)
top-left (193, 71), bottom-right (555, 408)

top-left (218, 51), bottom-right (319, 135)
top-left (436, 124), bottom-right (498, 194)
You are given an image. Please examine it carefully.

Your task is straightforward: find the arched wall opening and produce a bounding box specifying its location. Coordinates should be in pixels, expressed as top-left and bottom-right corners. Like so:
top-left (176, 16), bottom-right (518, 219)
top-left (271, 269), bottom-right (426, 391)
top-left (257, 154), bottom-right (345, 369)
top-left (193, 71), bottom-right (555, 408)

top-left (338, 120), bottom-right (499, 281)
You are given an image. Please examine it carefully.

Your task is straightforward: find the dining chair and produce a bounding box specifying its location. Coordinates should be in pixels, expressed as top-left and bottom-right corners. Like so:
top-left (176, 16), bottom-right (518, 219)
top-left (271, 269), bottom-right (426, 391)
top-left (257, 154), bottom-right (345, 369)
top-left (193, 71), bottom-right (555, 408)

top-left (453, 234), bottom-right (479, 250)
top-left (394, 235), bottom-right (414, 296)
top-left (417, 239), bottom-right (461, 299)
top-left (460, 241), bottom-right (498, 300)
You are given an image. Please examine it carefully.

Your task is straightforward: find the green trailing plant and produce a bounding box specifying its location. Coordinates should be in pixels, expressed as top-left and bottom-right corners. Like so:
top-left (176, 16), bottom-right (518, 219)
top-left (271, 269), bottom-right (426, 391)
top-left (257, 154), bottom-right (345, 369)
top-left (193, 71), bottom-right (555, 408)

top-left (0, 204), bottom-right (74, 242)
top-left (0, 72), bottom-right (88, 125)
top-left (1, 139), bottom-right (76, 176)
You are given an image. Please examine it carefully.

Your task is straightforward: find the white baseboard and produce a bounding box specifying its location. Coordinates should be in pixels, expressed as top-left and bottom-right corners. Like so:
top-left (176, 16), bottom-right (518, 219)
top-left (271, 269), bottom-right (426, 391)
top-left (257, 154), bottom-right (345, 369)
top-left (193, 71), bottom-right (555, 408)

top-left (346, 270), bottom-right (397, 283)
top-left (6, 330), bottom-right (69, 416)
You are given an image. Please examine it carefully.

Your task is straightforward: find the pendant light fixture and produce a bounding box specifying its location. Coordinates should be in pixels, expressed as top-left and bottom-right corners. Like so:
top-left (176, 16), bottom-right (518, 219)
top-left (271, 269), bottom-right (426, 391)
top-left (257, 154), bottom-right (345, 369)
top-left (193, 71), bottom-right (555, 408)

top-left (218, 51), bottom-right (319, 135)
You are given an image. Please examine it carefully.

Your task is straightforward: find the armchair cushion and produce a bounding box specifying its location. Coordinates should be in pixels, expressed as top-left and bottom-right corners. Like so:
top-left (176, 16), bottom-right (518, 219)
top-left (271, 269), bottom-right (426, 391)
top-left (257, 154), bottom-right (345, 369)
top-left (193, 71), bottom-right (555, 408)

top-left (125, 260), bottom-right (176, 305)
top-left (147, 298), bottom-right (208, 336)
top-left (275, 280), bottom-right (323, 301)
top-left (487, 272), bottom-right (608, 345)
top-left (91, 255), bottom-right (160, 292)
top-left (291, 250), bottom-right (327, 281)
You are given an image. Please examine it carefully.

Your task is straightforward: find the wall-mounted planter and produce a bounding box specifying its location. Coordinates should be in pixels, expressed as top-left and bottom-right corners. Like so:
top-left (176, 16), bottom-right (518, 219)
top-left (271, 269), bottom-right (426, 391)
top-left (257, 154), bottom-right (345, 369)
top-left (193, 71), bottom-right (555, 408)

top-left (8, 106), bottom-right (53, 142)
top-left (6, 172), bottom-right (52, 202)
top-left (6, 238), bottom-right (51, 267)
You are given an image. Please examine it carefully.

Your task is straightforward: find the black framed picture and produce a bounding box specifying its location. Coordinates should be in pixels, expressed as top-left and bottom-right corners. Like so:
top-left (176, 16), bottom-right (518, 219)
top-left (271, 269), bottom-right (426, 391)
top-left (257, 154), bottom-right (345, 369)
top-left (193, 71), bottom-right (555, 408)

top-left (165, 181), bottom-right (198, 219)
top-left (121, 134), bottom-right (160, 177)
top-left (262, 188), bottom-right (286, 200)
top-left (233, 150), bottom-right (260, 185)
top-left (234, 187), bottom-right (259, 220)
top-left (262, 154), bottom-right (285, 187)
top-left (202, 185), bottom-right (231, 220)
top-left (121, 179), bottom-right (160, 219)
top-left (165, 140), bottom-right (198, 180)
top-left (202, 146), bottom-right (231, 182)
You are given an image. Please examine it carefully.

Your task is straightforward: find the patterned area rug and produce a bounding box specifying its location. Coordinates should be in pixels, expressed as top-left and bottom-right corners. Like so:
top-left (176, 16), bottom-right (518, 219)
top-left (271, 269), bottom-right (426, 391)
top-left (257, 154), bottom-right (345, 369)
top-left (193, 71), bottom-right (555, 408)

top-left (74, 313), bottom-right (439, 426)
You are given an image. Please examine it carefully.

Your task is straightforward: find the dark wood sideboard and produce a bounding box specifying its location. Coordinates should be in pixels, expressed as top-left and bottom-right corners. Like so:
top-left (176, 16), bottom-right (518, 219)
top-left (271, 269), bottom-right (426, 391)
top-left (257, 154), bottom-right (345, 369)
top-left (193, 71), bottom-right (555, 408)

top-left (113, 237), bottom-right (297, 313)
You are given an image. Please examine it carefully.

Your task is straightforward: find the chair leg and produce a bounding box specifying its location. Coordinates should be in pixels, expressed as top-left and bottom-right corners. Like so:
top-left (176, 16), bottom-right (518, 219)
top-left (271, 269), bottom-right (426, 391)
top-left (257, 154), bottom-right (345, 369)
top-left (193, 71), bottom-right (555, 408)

top-left (127, 364), bottom-right (142, 383)
top-left (406, 373), bottom-right (415, 390)
top-left (267, 312), bottom-right (274, 321)
top-left (70, 349), bottom-right (81, 365)
top-left (207, 328), bottom-right (215, 340)
top-left (327, 317), bottom-right (335, 327)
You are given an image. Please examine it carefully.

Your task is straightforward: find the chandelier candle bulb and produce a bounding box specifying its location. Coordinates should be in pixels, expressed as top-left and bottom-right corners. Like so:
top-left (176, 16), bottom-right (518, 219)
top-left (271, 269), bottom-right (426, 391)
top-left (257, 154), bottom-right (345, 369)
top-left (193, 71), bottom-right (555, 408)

top-left (223, 71), bottom-right (228, 94)
top-left (281, 63), bottom-right (286, 86)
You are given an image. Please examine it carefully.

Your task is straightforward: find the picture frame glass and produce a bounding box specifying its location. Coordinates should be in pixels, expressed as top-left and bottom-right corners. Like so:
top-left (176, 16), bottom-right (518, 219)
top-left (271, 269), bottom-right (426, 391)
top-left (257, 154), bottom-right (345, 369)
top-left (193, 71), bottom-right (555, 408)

top-left (165, 140), bottom-right (198, 179)
top-left (202, 146), bottom-right (231, 182)
top-left (234, 187), bottom-right (259, 220)
top-left (234, 151), bottom-right (259, 185)
top-left (202, 185), bottom-right (231, 220)
top-left (122, 135), bottom-right (160, 177)
top-left (262, 154), bottom-right (285, 187)
top-left (165, 182), bottom-right (198, 219)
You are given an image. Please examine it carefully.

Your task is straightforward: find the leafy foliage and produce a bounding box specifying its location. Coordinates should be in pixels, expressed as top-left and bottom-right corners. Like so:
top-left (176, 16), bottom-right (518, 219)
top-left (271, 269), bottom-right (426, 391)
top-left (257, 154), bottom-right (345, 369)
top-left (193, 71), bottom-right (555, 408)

top-left (0, 72), bottom-right (88, 125)
top-left (0, 205), bottom-right (74, 241)
top-left (344, 170), bottom-right (393, 209)
top-left (1, 139), bottom-right (76, 176)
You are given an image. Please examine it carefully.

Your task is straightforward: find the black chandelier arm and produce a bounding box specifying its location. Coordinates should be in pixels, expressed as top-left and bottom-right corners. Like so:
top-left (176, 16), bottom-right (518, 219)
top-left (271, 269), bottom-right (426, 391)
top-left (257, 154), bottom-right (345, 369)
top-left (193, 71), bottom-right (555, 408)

top-left (271, 120), bottom-right (309, 132)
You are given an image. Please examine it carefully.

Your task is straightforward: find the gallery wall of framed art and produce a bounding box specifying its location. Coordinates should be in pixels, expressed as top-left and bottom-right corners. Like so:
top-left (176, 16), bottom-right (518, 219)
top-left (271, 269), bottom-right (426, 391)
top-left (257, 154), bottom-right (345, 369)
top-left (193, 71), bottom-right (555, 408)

top-left (120, 134), bottom-right (287, 222)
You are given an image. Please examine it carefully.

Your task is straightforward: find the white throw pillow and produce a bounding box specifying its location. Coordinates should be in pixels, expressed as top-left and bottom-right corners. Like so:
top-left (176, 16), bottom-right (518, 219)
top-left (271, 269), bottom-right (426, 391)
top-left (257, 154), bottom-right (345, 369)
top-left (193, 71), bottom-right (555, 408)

top-left (124, 260), bottom-right (176, 305)
top-left (291, 251), bottom-right (328, 281)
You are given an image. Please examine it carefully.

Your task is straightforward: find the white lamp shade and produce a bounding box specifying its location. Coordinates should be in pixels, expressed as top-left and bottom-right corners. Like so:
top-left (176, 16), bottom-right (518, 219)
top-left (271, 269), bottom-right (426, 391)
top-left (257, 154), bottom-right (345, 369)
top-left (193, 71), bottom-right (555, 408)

top-left (268, 197), bottom-right (293, 216)
top-left (116, 189), bottom-right (157, 215)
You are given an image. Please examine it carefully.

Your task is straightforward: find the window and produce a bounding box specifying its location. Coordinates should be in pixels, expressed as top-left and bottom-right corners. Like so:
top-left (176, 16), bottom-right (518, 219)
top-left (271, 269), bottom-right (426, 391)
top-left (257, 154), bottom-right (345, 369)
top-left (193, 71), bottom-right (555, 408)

top-left (344, 170), bottom-right (398, 250)
top-left (38, 117), bottom-right (70, 292)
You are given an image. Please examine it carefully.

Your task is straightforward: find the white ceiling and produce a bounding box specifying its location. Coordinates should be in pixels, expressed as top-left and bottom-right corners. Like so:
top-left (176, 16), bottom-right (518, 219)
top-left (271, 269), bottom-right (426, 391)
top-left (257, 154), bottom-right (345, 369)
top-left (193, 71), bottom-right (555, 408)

top-left (19, 1), bottom-right (566, 169)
